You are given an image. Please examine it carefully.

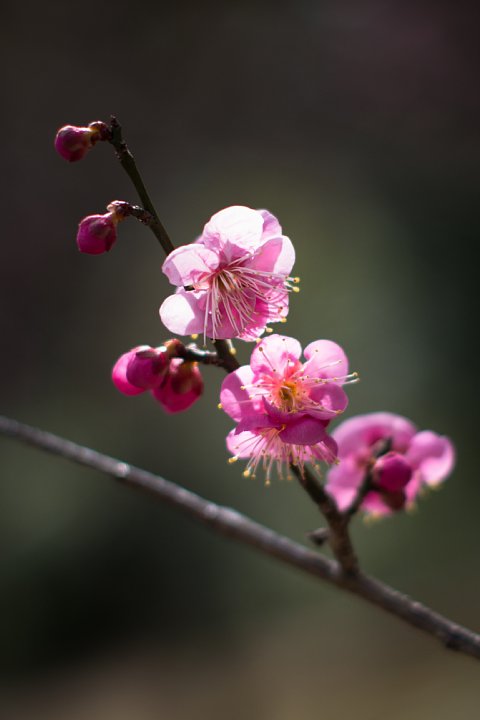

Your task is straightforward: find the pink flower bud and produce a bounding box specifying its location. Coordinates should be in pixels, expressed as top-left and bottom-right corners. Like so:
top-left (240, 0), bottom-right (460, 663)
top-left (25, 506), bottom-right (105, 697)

top-left (76, 212), bottom-right (119, 254)
top-left (373, 451), bottom-right (412, 493)
top-left (152, 360), bottom-right (203, 413)
top-left (126, 347), bottom-right (169, 389)
top-left (54, 121), bottom-right (108, 162)
top-left (112, 348), bottom-right (146, 396)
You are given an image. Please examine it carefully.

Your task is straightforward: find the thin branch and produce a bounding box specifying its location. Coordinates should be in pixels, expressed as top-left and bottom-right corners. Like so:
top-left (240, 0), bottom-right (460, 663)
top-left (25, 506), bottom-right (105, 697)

top-left (212, 339), bottom-right (240, 373)
top-left (107, 117), bottom-right (174, 255)
top-left (2, 415), bottom-right (480, 661)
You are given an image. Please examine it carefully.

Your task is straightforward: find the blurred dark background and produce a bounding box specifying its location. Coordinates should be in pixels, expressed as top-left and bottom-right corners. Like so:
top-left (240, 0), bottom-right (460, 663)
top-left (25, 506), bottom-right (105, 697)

top-left (1, 1), bottom-right (480, 717)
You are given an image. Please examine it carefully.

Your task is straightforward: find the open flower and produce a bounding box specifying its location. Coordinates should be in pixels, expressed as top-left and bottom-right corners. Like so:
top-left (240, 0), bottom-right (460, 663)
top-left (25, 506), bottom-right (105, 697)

top-left (160, 206), bottom-right (297, 341)
top-left (220, 334), bottom-right (357, 482)
top-left (325, 412), bottom-right (455, 516)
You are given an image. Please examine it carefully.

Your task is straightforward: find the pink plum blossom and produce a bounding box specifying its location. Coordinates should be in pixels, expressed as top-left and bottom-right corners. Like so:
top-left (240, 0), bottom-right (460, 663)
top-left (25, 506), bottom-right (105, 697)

top-left (159, 206), bottom-right (297, 341)
top-left (325, 412), bottom-right (455, 516)
top-left (220, 334), bottom-right (357, 482)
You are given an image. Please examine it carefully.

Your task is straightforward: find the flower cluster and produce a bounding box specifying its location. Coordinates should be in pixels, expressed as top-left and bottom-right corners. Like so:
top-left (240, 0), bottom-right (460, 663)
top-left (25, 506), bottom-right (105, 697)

top-left (112, 342), bottom-right (203, 413)
top-left (220, 334), bottom-right (357, 483)
top-left (57, 117), bottom-right (455, 518)
top-left (325, 413), bottom-right (455, 516)
top-left (160, 206), bottom-right (298, 341)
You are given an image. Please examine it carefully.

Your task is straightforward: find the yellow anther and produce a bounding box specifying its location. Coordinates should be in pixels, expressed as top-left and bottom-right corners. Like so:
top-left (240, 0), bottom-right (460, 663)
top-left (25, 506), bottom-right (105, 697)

top-left (190, 333), bottom-right (199, 340)
top-left (230, 347), bottom-right (237, 355)
top-left (255, 337), bottom-right (262, 344)
top-left (217, 403), bottom-right (223, 409)
top-left (228, 456), bottom-right (238, 464)
top-left (266, 327), bottom-right (273, 333)
top-left (265, 479), bottom-right (271, 486)
top-left (280, 317), bottom-right (287, 323)
top-left (243, 469), bottom-right (251, 478)
top-left (293, 277), bottom-right (300, 284)
top-left (240, 385), bottom-right (246, 390)
top-left (292, 286), bottom-right (300, 293)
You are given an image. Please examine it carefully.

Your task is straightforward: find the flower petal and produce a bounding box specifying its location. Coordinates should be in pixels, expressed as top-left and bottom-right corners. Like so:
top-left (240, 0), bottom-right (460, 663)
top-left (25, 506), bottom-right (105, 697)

top-left (308, 384), bottom-right (349, 419)
top-left (159, 289), bottom-right (205, 336)
top-left (406, 431), bottom-right (455, 486)
top-left (325, 458), bottom-right (364, 511)
top-left (248, 235), bottom-right (295, 277)
top-left (250, 334), bottom-right (302, 376)
top-left (303, 340), bottom-right (349, 382)
top-left (227, 428), bottom-right (263, 458)
top-left (235, 414), bottom-right (277, 434)
top-left (278, 416), bottom-right (328, 445)
top-left (220, 365), bottom-right (259, 421)
top-left (162, 244), bottom-right (219, 287)
top-left (258, 209), bottom-right (282, 238)
top-left (332, 412), bottom-right (417, 458)
top-left (202, 206), bottom-right (264, 256)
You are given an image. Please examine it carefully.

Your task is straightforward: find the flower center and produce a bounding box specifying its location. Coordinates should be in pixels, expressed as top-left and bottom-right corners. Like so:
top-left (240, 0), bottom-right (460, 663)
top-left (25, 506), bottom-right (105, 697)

top-left (277, 380), bottom-right (300, 411)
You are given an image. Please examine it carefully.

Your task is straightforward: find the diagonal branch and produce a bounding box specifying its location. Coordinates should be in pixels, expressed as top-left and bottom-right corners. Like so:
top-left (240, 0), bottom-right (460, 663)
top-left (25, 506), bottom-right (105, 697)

top-left (1, 414), bottom-right (480, 662)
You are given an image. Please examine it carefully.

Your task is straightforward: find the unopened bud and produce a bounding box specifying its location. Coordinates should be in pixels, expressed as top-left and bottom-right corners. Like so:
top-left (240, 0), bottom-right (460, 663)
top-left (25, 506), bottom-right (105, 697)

top-left (373, 451), bottom-right (412, 496)
top-left (152, 359), bottom-right (203, 413)
top-left (112, 347), bottom-right (148, 396)
top-left (76, 207), bottom-right (122, 255)
top-left (170, 361), bottom-right (202, 394)
top-left (54, 121), bottom-right (108, 162)
top-left (126, 347), bottom-right (169, 389)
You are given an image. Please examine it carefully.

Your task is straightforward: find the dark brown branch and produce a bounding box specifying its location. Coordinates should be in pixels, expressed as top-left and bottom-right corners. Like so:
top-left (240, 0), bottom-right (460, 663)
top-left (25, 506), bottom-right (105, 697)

top-left (294, 466), bottom-right (359, 573)
top-left (107, 117), bottom-right (175, 255)
top-left (212, 340), bottom-right (240, 373)
top-left (2, 415), bottom-right (480, 661)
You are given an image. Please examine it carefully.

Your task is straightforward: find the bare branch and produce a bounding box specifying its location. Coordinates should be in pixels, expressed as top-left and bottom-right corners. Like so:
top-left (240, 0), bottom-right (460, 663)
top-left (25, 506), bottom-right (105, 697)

top-left (107, 116), bottom-right (174, 255)
top-left (2, 414), bottom-right (480, 661)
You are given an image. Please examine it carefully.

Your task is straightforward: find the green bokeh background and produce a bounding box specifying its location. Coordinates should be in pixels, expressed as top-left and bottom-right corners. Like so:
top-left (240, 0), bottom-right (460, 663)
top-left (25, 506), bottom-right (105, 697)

top-left (1, 1), bottom-right (479, 716)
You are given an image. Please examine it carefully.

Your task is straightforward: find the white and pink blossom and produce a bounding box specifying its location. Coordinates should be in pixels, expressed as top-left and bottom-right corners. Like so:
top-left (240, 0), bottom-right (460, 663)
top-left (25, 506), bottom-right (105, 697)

top-left (160, 206), bottom-right (297, 341)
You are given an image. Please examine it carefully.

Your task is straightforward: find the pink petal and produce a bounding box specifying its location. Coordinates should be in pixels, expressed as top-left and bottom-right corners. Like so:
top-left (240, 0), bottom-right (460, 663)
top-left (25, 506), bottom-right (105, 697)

top-left (258, 209), bottom-right (282, 238)
top-left (278, 416), bottom-right (329, 445)
top-left (235, 414), bottom-right (277, 434)
top-left (227, 429), bottom-right (263, 458)
top-left (220, 365), bottom-right (258, 421)
top-left (162, 244), bottom-right (219, 287)
top-left (159, 289), bottom-right (205, 336)
top-left (325, 458), bottom-right (363, 511)
top-left (250, 334), bottom-right (302, 376)
top-left (361, 491), bottom-right (393, 517)
top-left (202, 206), bottom-right (264, 256)
top-left (248, 235), bottom-right (295, 276)
top-left (112, 349), bottom-right (146, 396)
top-left (308, 384), bottom-right (349, 419)
top-left (406, 431), bottom-right (455, 486)
top-left (303, 340), bottom-right (349, 382)
top-left (332, 412), bottom-right (417, 458)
